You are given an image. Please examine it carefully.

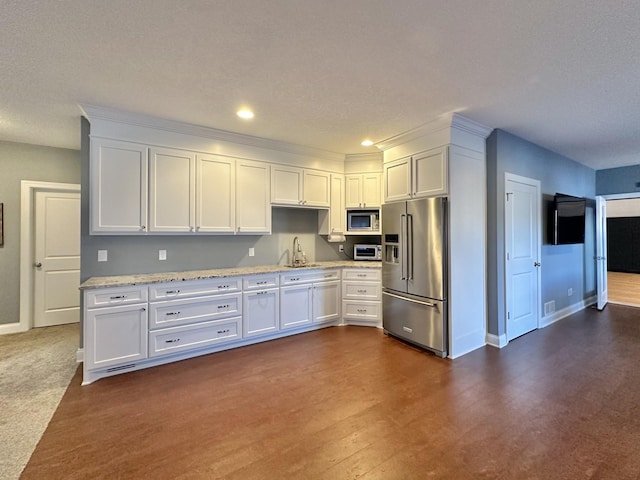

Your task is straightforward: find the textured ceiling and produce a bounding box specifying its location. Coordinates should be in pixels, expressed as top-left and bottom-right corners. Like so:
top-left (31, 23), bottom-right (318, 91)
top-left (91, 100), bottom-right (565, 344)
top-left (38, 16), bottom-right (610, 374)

top-left (1, 0), bottom-right (639, 169)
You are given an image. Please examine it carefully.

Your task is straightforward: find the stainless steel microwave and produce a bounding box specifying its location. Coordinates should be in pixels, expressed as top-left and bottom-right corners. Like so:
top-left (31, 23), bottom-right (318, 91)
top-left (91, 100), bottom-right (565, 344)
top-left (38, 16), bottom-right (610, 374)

top-left (347, 210), bottom-right (380, 232)
top-left (354, 244), bottom-right (382, 261)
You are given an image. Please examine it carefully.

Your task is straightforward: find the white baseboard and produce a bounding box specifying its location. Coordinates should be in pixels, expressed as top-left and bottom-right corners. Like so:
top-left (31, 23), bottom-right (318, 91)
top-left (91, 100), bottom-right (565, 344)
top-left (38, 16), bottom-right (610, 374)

top-left (485, 333), bottom-right (508, 348)
top-left (0, 322), bottom-right (28, 335)
top-left (540, 295), bottom-right (597, 328)
top-left (76, 348), bottom-right (84, 363)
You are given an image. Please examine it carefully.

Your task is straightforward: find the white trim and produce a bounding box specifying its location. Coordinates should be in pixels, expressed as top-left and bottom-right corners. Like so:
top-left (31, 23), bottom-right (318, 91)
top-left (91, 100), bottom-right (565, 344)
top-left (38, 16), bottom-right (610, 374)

top-left (504, 172), bottom-right (542, 341)
top-left (485, 333), bottom-right (508, 348)
top-left (540, 296), bottom-right (597, 328)
top-left (0, 322), bottom-right (26, 335)
top-left (19, 181), bottom-right (80, 333)
top-left (76, 348), bottom-right (84, 363)
top-left (80, 104), bottom-right (346, 164)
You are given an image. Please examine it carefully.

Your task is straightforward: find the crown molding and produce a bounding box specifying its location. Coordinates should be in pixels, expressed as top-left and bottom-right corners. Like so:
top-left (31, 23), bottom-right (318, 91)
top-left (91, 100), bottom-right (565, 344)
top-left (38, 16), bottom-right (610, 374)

top-left (375, 112), bottom-right (493, 151)
top-left (79, 104), bottom-right (346, 163)
top-left (344, 152), bottom-right (383, 162)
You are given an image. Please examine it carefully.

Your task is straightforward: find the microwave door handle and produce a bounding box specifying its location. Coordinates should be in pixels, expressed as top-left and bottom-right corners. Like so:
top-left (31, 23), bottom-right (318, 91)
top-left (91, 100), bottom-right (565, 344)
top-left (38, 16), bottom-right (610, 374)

top-left (400, 214), bottom-right (407, 280)
top-left (407, 213), bottom-right (414, 280)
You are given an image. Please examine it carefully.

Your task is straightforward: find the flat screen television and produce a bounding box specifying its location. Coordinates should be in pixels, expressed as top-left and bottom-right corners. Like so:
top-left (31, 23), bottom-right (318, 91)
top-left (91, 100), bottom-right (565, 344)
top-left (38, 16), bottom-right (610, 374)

top-left (552, 193), bottom-right (586, 245)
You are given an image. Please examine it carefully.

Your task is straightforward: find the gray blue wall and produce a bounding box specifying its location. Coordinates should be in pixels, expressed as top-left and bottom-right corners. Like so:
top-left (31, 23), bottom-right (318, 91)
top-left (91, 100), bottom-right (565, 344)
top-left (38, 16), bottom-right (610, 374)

top-left (486, 130), bottom-right (596, 337)
top-left (80, 118), bottom-right (356, 282)
top-left (0, 141), bottom-right (81, 325)
top-left (596, 165), bottom-right (640, 195)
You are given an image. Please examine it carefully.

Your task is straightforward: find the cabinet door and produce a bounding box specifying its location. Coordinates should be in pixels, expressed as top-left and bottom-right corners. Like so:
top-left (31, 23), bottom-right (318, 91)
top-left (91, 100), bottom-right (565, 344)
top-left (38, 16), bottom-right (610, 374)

top-left (280, 284), bottom-right (313, 329)
top-left (413, 147), bottom-right (448, 198)
top-left (383, 157), bottom-right (412, 203)
top-left (85, 304), bottom-right (148, 370)
top-left (149, 147), bottom-right (196, 232)
top-left (313, 280), bottom-right (341, 324)
top-left (236, 160), bottom-right (271, 234)
top-left (318, 174), bottom-right (345, 235)
top-left (90, 138), bottom-right (148, 234)
top-left (303, 170), bottom-right (330, 207)
top-left (361, 173), bottom-right (381, 208)
top-left (345, 174), bottom-right (362, 209)
top-left (196, 154), bottom-right (235, 233)
top-left (244, 289), bottom-right (279, 337)
top-left (271, 165), bottom-right (303, 205)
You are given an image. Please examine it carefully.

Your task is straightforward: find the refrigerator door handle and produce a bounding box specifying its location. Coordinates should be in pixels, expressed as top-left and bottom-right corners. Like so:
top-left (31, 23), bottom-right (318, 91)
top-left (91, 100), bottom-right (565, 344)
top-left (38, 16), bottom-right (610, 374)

top-left (383, 290), bottom-right (437, 308)
top-left (400, 214), bottom-right (407, 280)
top-left (407, 213), bottom-right (414, 280)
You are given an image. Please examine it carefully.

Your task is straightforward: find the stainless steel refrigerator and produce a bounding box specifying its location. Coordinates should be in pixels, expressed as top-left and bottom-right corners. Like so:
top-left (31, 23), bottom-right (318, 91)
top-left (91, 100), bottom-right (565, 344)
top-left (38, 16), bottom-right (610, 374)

top-left (382, 197), bottom-right (448, 357)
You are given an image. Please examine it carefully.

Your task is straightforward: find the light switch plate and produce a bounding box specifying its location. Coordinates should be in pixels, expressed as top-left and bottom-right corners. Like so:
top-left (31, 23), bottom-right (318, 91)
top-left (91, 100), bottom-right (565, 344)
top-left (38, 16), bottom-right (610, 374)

top-left (249, 247), bottom-right (255, 257)
top-left (97, 250), bottom-right (108, 262)
top-left (159, 249), bottom-right (167, 261)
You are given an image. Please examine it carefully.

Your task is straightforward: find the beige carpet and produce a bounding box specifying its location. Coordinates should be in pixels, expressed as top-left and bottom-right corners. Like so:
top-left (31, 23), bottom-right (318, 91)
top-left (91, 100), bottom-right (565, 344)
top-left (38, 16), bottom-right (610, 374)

top-left (0, 324), bottom-right (80, 480)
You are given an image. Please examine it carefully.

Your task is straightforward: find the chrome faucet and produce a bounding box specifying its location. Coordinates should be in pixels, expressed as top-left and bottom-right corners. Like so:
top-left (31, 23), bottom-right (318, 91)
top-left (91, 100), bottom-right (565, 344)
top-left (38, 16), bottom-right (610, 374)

top-left (292, 236), bottom-right (306, 266)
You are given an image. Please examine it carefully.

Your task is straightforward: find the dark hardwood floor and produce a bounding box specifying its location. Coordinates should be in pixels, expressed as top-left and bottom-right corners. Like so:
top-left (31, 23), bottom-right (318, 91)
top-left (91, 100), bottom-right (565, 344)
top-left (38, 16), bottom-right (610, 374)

top-left (22, 304), bottom-right (640, 479)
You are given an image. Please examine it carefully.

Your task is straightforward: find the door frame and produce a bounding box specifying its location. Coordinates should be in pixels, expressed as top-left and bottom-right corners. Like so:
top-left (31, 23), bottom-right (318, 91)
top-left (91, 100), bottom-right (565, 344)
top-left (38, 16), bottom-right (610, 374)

top-left (17, 181), bottom-right (80, 333)
top-left (597, 191), bottom-right (640, 308)
top-left (504, 172), bottom-right (541, 344)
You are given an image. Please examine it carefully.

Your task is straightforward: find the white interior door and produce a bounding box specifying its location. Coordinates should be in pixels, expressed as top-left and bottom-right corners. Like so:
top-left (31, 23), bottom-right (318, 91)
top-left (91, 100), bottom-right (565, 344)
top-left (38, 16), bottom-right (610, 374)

top-left (34, 191), bottom-right (80, 327)
top-left (505, 174), bottom-right (541, 341)
top-left (596, 196), bottom-right (608, 310)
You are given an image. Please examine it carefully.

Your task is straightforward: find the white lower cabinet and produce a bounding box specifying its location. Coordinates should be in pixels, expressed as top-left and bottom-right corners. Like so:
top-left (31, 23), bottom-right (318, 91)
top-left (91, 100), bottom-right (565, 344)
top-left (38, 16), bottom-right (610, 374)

top-left (280, 269), bottom-right (341, 330)
top-left (82, 266), bottom-right (383, 384)
top-left (148, 277), bottom-right (243, 358)
top-left (342, 268), bottom-right (382, 327)
top-left (243, 274), bottom-right (280, 338)
top-left (84, 301), bottom-right (148, 371)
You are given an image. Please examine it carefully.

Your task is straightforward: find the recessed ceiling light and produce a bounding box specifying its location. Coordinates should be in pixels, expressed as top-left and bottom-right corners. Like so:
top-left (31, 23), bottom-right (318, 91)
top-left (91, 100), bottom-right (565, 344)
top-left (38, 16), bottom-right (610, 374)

top-left (361, 139), bottom-right (374, 147)
top-left (237, 109), bottom-right (254, 119)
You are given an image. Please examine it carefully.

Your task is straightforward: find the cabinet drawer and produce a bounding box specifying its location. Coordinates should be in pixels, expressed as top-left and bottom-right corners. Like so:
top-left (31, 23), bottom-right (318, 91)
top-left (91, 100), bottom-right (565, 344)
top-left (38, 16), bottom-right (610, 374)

top-left (342, 301), bottom-right (381, 321)
top-left (342, 269), bottom-right (381, 282)
top-left (149, 292), bottom-right (241, 330)
top-left (149, 317), bottom-right (241, 358)
top-left (280, 269), bottom-right (341, 285)
top-left (85, 286), bottom-right (148, 308)
top-left (149, 277), bottom-right (241, 300)
top-left (342, 282), bottom-right (381, 301)
top-left (243, 274), bottom-right (279, 290)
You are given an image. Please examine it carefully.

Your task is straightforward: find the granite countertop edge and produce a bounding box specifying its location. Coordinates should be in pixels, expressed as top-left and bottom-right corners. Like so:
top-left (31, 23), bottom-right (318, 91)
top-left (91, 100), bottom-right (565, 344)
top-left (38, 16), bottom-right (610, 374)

top-left (80, 261), bottom-right (382, 290)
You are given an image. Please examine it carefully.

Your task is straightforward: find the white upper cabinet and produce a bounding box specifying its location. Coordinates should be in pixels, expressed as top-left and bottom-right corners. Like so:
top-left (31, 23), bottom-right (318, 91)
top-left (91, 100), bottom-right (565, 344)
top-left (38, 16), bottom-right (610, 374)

top-left (149, 147), bottom-right (196, 232)
top-left (383, 146), bottom-right (448, 203)
top-left (271, 165), bottom-right (330, 207)
top-left (196, 154), bottom-right (235, 233)
top-left (90, 138), bottom-right (148, 234)
top-left (345, 173), bottom-right (381, 208)
top-left (318, 174), bottom-right (345, 235)
top-left (236, 159), bottom-right (271, 234)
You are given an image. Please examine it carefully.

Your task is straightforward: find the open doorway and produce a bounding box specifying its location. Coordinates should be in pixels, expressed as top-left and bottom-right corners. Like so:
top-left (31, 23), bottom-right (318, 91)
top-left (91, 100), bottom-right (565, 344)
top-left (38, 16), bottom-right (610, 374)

top-left (605, 197), bottom-right (640, 307)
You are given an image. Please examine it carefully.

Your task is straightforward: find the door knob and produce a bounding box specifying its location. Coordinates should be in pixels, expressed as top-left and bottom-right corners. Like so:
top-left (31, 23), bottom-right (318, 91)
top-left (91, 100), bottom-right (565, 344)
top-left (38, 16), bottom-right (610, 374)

top-left (34, 262), bottom-right (42, 268)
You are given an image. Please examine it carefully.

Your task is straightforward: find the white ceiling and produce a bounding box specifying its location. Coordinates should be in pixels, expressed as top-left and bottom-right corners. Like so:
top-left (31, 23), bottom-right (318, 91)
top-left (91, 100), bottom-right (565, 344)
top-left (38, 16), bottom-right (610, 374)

top-left (2, 1), bottom-right (640, 170)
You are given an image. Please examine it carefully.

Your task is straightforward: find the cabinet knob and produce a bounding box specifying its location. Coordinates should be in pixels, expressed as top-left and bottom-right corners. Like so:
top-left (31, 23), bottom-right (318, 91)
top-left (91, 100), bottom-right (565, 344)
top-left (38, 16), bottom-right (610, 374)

top-left (34, 262), bottom-right (42, 268)
top-left (141, 225), bottom-right (146, 231)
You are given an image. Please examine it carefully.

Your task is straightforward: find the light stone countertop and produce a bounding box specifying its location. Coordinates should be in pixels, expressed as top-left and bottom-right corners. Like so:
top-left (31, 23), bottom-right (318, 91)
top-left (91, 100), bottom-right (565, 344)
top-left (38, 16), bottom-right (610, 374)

top-left (80, 260), bottom-right (381, 290)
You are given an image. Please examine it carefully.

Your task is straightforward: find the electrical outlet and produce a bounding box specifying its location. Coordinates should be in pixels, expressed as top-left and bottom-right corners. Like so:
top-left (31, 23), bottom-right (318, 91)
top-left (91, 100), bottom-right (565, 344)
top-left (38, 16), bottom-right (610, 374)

top-left (249, 247), bottom-right (255, 257)
top-left (159, 249), bottom-right (167, 261)
top-left (339, 245), bottom-right (344, 252)
top-left (97, 250), bottom-right (108, 262)
top-left (568, 287), bottom-right (573, 296)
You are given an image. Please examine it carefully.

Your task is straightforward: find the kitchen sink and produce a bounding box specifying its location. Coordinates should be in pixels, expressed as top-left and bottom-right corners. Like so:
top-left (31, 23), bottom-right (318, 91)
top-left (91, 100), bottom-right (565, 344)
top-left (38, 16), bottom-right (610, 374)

top-left (286, 263), bottom-right (321, 268)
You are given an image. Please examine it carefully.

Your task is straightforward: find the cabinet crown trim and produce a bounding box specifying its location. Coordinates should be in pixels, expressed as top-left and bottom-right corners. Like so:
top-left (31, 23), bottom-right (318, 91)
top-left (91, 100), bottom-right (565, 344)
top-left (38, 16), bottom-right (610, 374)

top-left (81, 104), bottom-right (346, 164)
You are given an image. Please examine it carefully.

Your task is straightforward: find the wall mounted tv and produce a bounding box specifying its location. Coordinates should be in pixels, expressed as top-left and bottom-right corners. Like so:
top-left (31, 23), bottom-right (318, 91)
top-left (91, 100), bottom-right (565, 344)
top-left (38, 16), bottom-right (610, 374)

top-left (552, 193), bottom-right (586, 245)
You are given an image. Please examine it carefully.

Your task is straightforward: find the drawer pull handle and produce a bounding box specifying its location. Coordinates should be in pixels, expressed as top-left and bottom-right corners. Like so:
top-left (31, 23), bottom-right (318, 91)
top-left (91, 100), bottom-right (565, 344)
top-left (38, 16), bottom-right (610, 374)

top-left (357, 289), bottom-right (367, 293)
top-left (217, 304), bottom-right (230, 309)
top-left (218, 285), bottom-right (230, 289)
top-left (166, 312), bottom-right (180, 316)
top-left (257, 281), bottom-right (267, 285)
top-left (110, 295), bottom-right (126, 300)
top-left (165, 338), bottom-right (180, 343)
top-left (357, 309), bottom-right (368, 313)
top-left (325, 274), bottom-right (332, 277)
top-left (165, 290), bottom-right (180, 294)
top-left (217, 329), bottom-right (230, 334)
top-left (357, 274), bottom-right (367, 277)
